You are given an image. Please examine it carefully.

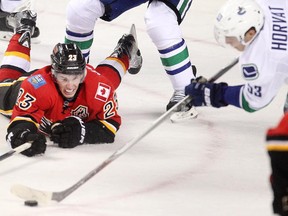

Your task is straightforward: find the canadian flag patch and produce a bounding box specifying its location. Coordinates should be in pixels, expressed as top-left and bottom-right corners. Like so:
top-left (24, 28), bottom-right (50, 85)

top-left (95, 82), bottom-right (111, 102)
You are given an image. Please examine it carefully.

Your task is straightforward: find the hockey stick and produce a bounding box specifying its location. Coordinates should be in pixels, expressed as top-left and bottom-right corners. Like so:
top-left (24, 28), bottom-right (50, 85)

top-left (10, 57), bottom-right (239, 204)
top-left (207, 57), bottom-right (239, 82)
top-left (170, 57), bottom-right (239, 122)
top-left (11, 95), bottom-right (189, 204)
top-left (0, 142), bottom-right (32, 161)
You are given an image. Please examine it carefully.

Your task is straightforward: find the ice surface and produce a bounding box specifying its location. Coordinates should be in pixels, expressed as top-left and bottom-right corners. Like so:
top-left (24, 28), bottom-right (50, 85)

top-left (0, 0), bottom-right (284, 215)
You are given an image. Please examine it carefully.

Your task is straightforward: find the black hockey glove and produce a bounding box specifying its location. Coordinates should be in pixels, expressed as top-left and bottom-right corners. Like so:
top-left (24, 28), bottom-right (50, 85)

top-left (267, 114), bottom-right (288, 216)
top-left (6, 128), bottom-right (46, 157)
top-left (185, 77), bottom-right (228, 108)
top-left (84, 120), bottom-right (115, 144)
top-left (51, 116), bottom-right (85, 148)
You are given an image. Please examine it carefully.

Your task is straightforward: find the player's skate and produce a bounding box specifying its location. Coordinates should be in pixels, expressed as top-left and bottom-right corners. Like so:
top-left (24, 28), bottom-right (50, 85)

top-left (167, 90), bottom-right (199, 122)
top-left (6, 10), bottom-right (36, 48)
top-left (111, 24), bottom-right (142, 74)
top-left (166, 90), bottom-right (191, 111)
top-left (0, 9), bottom-right (40, 43)
top-left (166, 65), bottom-right (198, 112)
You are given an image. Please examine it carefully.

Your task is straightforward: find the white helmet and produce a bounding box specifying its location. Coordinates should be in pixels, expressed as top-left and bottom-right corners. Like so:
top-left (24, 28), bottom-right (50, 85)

top-left (214, 0), bottom-right (264, 47)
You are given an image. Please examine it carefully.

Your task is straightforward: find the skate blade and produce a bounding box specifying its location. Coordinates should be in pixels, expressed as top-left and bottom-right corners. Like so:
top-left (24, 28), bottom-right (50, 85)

top-left (129, 24), bottom-right (137, 45)
top-left (170, 107), bottom-right (199, 123)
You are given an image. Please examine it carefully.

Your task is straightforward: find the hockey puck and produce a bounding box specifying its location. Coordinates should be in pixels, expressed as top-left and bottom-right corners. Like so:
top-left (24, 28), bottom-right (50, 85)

top-left (24, 200), bottom-right (38, 207)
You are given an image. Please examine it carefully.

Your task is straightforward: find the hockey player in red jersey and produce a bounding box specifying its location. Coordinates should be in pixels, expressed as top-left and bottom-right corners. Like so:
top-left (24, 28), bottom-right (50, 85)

top-left (266, 114), bottom-right (288, 216)
top-left (0, 10), bottom-right (142, 157)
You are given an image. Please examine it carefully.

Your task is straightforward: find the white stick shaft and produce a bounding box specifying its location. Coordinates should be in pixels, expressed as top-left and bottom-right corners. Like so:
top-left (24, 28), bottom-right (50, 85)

top-left (0, 143), bottom-right (31, 161)
top-left (11, 58), bottom-right (239, 203)
top-left (51, 58), bottom-right (240, 201)
top-left (51, 95), bottom-right (191, 202)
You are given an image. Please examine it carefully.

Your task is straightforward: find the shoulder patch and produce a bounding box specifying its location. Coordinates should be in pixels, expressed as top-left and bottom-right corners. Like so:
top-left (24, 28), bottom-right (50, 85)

top-left (27, 74), bottom-right (47, 89)
top-left (95, 82), bottom-right (111, 102)
top-left (241, 64), bottom-right (259, 80)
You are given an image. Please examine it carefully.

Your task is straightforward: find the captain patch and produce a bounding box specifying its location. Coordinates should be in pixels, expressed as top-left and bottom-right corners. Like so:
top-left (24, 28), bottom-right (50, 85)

top-left (28, 74), bottom-right (46, 89)
top-left (241, 64), bottom-right (259, 80)
top-left (95, 82), bottom-right (111, 102)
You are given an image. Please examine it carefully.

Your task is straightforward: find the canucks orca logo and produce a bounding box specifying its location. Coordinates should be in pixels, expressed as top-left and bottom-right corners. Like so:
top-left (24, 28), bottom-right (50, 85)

top-left (238, 7), bottom-right (246, 15)
top-left (242, 64), bottom-right (259, 80)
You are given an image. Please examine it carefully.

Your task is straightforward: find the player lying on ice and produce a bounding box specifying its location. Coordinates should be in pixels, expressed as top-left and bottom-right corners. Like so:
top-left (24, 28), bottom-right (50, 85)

top-left (0, 10), bottom-right (142, 157)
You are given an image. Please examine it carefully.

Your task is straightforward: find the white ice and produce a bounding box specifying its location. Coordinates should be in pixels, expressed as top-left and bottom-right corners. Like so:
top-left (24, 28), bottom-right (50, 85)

top-left (0, 0), bottom-right (285, 215)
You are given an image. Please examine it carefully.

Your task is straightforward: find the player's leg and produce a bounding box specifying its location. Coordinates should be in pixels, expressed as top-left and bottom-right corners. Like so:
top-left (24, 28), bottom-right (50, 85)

top-left (0, 0), bottom-right (40, 41)
top-left (65, 0), bottom-right (105, 62)
top-left (96, 28), bottom-right (142, 89)
top-left (0, 10), bottom-right (35, 80)
top-left (1, 0), bottom-right (26, 11)
top-left (145, 0), bottom-right (195, 111)
top-left (0, 10), bottom-right (35, 115)
top-left (267, 114), bottom-right (288, 216)
top-left (65, 0), bottom-right (148, 62)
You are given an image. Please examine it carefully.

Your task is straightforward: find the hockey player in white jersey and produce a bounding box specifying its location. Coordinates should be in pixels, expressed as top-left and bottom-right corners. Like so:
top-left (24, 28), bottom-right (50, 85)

top-left (185, 0), bottom-right (288, 215)
top-left (65, 0), bottom-right (197, 113)
top-left (185, 0), bottom-right (288, 113)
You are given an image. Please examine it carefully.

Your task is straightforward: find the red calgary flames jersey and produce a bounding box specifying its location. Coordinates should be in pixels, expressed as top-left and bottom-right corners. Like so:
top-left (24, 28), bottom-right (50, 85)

top-left (11, 64), bottom-right (121, 136)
